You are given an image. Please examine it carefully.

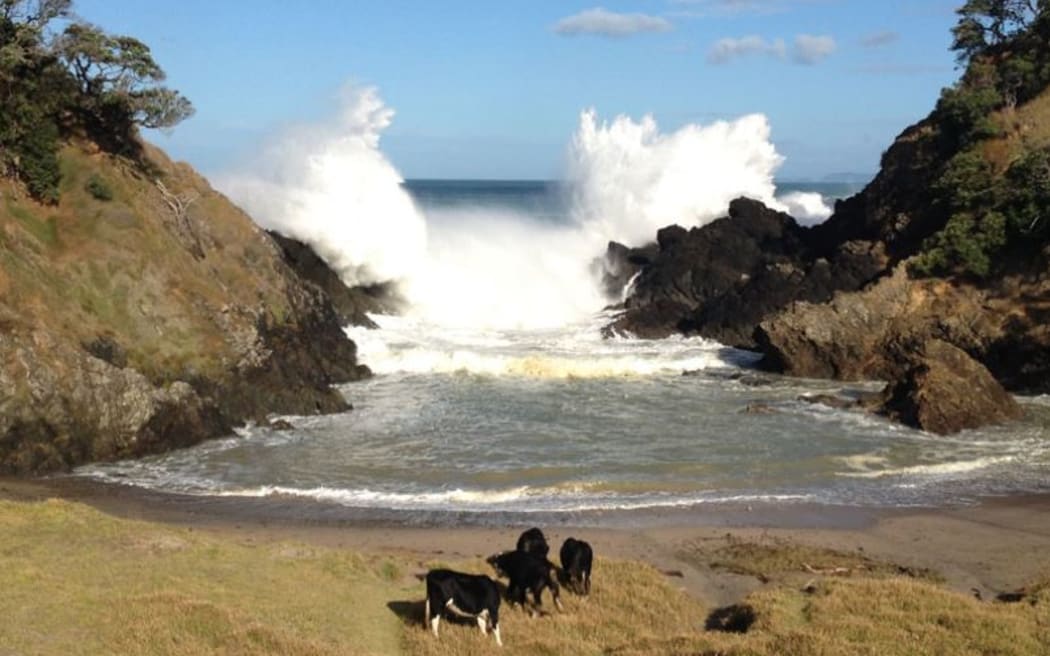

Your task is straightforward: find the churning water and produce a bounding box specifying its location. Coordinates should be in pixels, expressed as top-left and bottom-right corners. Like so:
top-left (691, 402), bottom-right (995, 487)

top-left (73, 89), bottom-right (1050, 522)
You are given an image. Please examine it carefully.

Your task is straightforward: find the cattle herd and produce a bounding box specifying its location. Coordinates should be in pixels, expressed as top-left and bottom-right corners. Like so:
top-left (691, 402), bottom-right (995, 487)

top-left (424, 527), bottom-right (594, 647)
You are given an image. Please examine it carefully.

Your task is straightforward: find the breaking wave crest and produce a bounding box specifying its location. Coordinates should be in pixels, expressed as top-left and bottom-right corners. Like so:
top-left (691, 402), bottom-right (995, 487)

top-left (219, 85), bottom-right (822, 331)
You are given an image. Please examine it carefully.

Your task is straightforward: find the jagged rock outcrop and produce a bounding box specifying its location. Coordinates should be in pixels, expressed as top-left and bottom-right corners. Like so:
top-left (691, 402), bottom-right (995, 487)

top-left (269, 231), bottom-right (403, 328)
top-left (877, 339), bottom-right (1023, 434)
top-left (754, 267), bottom-right (995, 381)
top-left (0, 141), bottom-right (370, 474)
top-left (603, 198), bottom-right (886, 347)
top-left (755, 263), bottom-right (1050, 396)
top-left (0, 329), bottom-right (228, 473)
top-left (806, 118), bottom-right (949, 265)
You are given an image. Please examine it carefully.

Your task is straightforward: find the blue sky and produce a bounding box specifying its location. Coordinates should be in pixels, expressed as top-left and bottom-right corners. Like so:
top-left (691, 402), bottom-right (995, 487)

top-left (74, 0), bottom-right (963, 180)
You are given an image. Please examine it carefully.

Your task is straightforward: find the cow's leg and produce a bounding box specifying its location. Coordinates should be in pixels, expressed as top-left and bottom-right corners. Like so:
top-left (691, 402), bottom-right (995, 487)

top-left (493, 622), bottom-right (503, 647)
top-left (430, 607), bottom-right (441, 637)
top-left (477, 609), bottom-right (489, 634)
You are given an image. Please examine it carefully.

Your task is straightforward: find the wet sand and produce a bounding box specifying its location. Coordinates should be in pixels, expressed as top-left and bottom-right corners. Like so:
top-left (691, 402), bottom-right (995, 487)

top-left (4, 476), bottom-right (1050, 607)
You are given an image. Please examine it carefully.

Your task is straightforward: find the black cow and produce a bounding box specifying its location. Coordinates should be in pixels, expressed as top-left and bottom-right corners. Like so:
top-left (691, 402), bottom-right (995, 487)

top-left (424, 569), bottom-right (502, 646)
top-left (559, 537), bottom-right (593, 595)
top-left (516, 527), bottom-right (550, 558)
top-left (487, 550), bottom-right (563, 615)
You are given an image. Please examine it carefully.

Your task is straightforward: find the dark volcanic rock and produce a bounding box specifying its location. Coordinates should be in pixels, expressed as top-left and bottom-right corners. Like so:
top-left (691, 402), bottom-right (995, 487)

top-left (270, 231), bottom-right (403, 328)
top-left (604, 198), bottom-right (886, 347)
top-left (598, 240), bottom-right (658, 301)
top-left (877, 340), bottom-right (1022, 434)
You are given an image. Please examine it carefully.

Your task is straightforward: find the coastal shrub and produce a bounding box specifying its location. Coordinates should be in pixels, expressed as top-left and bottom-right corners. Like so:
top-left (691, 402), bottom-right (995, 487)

top-left (1003, 146), bottom-right (1050, 240)
top-left (84, 174), bottom-right (113, 201)
top-left (935, 60), bottom-right (1004, 148)
top-left (11, 119), bottom-right (62, 203)
top-left (912, 210), bottom-right (1007, 278)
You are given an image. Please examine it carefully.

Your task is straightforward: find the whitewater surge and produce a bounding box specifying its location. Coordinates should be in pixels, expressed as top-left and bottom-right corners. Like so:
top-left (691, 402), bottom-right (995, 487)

top-left (218, 86), bottom-right (427, 287)
top-left (219, 85), bottom-right (830, 330)
top-left (346, 313), bottom-right (758, 378)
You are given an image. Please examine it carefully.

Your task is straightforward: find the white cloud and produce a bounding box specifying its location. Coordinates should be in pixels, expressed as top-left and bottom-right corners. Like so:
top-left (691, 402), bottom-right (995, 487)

top-left (552, 7), bottom-right (673, 37)
top-left (860, 30), bottom-right (899, 48)
top-left (707, 35), bottom-right (786, 64)
top-left (669, 0), bottom-right (824, 17)
top-left (708, 33), bottom-right (837, 65)
top-left (792, 34), bottom-right (836, 64)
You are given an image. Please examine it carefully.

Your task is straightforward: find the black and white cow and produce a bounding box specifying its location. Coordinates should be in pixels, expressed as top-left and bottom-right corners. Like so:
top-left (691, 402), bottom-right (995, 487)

top-left (424, 569), bottom-right (503, 646)
top-left (487, 550), bottom-right (563, 615)
top-left (516, 527), bottom-right (550, 558)
top-left (559, 537), bottom-right (593, 595)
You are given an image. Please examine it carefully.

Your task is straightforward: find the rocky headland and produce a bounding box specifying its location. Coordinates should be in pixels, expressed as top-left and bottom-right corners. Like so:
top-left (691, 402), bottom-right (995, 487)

top-left (0, 142), bottom-right (370, 474)
top-left (604, 10), bottom-right (1050, 433)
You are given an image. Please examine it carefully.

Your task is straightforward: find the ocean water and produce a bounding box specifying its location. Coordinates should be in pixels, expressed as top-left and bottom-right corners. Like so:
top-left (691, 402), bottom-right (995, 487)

top-left (73, 180), bottom-right (1050, 523)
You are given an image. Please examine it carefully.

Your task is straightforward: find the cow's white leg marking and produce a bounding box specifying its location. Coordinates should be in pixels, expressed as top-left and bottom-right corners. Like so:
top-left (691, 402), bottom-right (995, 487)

top-left (424, 598), bottom-right (430, 629)
top-left (430, 613), bottom-right (441, 637)
top-left (493, 624), bottom-right (503, 647)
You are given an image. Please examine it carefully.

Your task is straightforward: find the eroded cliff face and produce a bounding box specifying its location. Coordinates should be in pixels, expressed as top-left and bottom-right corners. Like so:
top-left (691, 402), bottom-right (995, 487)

top-left (0, 141), bottom-right (369, 474)
top-left (268, 231), bottom-right (404, 329)
top-left (755, 264), bottom-right (1050, 395)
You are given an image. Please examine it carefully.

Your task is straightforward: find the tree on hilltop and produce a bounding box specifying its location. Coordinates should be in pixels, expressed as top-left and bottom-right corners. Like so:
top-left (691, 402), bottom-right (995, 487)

top-left (0, 0), bottom-right (193, 200)
top-left (951, 0), bottom-right (1045, 64)
top-left (56, 22), bottom-right (193, 130)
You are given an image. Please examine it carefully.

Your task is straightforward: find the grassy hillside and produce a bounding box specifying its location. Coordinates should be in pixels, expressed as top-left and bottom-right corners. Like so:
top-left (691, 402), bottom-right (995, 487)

top-left (1, 142), bottom-right (290, 381)
top-left (3, 499), bottom-right (1048, 655)
top-left (0, 139), bottom-right (367, 474)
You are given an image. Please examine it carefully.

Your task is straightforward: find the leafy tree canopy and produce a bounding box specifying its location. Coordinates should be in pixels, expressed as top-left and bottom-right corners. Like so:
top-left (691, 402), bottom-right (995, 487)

top-left (0, 0), bottom-right (192, 200)
top-left (951, 0), bottom-right (1045, 64)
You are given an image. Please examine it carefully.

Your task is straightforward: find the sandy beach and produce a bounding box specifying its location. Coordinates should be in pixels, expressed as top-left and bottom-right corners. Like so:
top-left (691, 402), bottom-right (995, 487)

top-left (5, 476), bottom-right (1049, 608)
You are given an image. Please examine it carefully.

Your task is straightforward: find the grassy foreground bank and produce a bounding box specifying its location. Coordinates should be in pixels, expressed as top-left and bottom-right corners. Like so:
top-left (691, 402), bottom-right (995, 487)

top-left (1, 499), bottom-right (1048, 655)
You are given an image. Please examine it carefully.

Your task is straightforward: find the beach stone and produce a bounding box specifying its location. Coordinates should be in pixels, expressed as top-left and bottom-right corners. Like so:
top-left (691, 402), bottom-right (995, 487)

top-left (877, 339), bottom-right (1022, 435)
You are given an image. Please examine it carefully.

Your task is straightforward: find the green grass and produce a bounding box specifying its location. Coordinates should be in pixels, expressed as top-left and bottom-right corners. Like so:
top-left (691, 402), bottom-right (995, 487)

top-left (5, 199), bottom-right (58, 247)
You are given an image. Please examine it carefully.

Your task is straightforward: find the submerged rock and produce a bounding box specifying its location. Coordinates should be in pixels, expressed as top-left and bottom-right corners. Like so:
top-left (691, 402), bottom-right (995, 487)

top-left (797, 394), bottom-right (864, 411)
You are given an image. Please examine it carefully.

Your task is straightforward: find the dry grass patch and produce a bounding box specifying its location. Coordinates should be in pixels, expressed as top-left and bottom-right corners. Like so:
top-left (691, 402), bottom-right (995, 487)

top-left (400, 557), bottom-right (708, 656)
top-left (679, 534), bottom-right (942, 585)
top-left (4, 500), bottom-right (1049, 655)
top-left (0, 499), bottom-right (410, 655)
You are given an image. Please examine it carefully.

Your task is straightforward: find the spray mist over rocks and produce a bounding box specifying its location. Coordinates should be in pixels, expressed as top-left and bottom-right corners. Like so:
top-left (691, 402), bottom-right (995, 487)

top-left (221, 87), bottom-right (831, 329)
top-left (568, 110), bottom-right (787, 246)
top-left (219, 86), bottom-right (428, 288)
